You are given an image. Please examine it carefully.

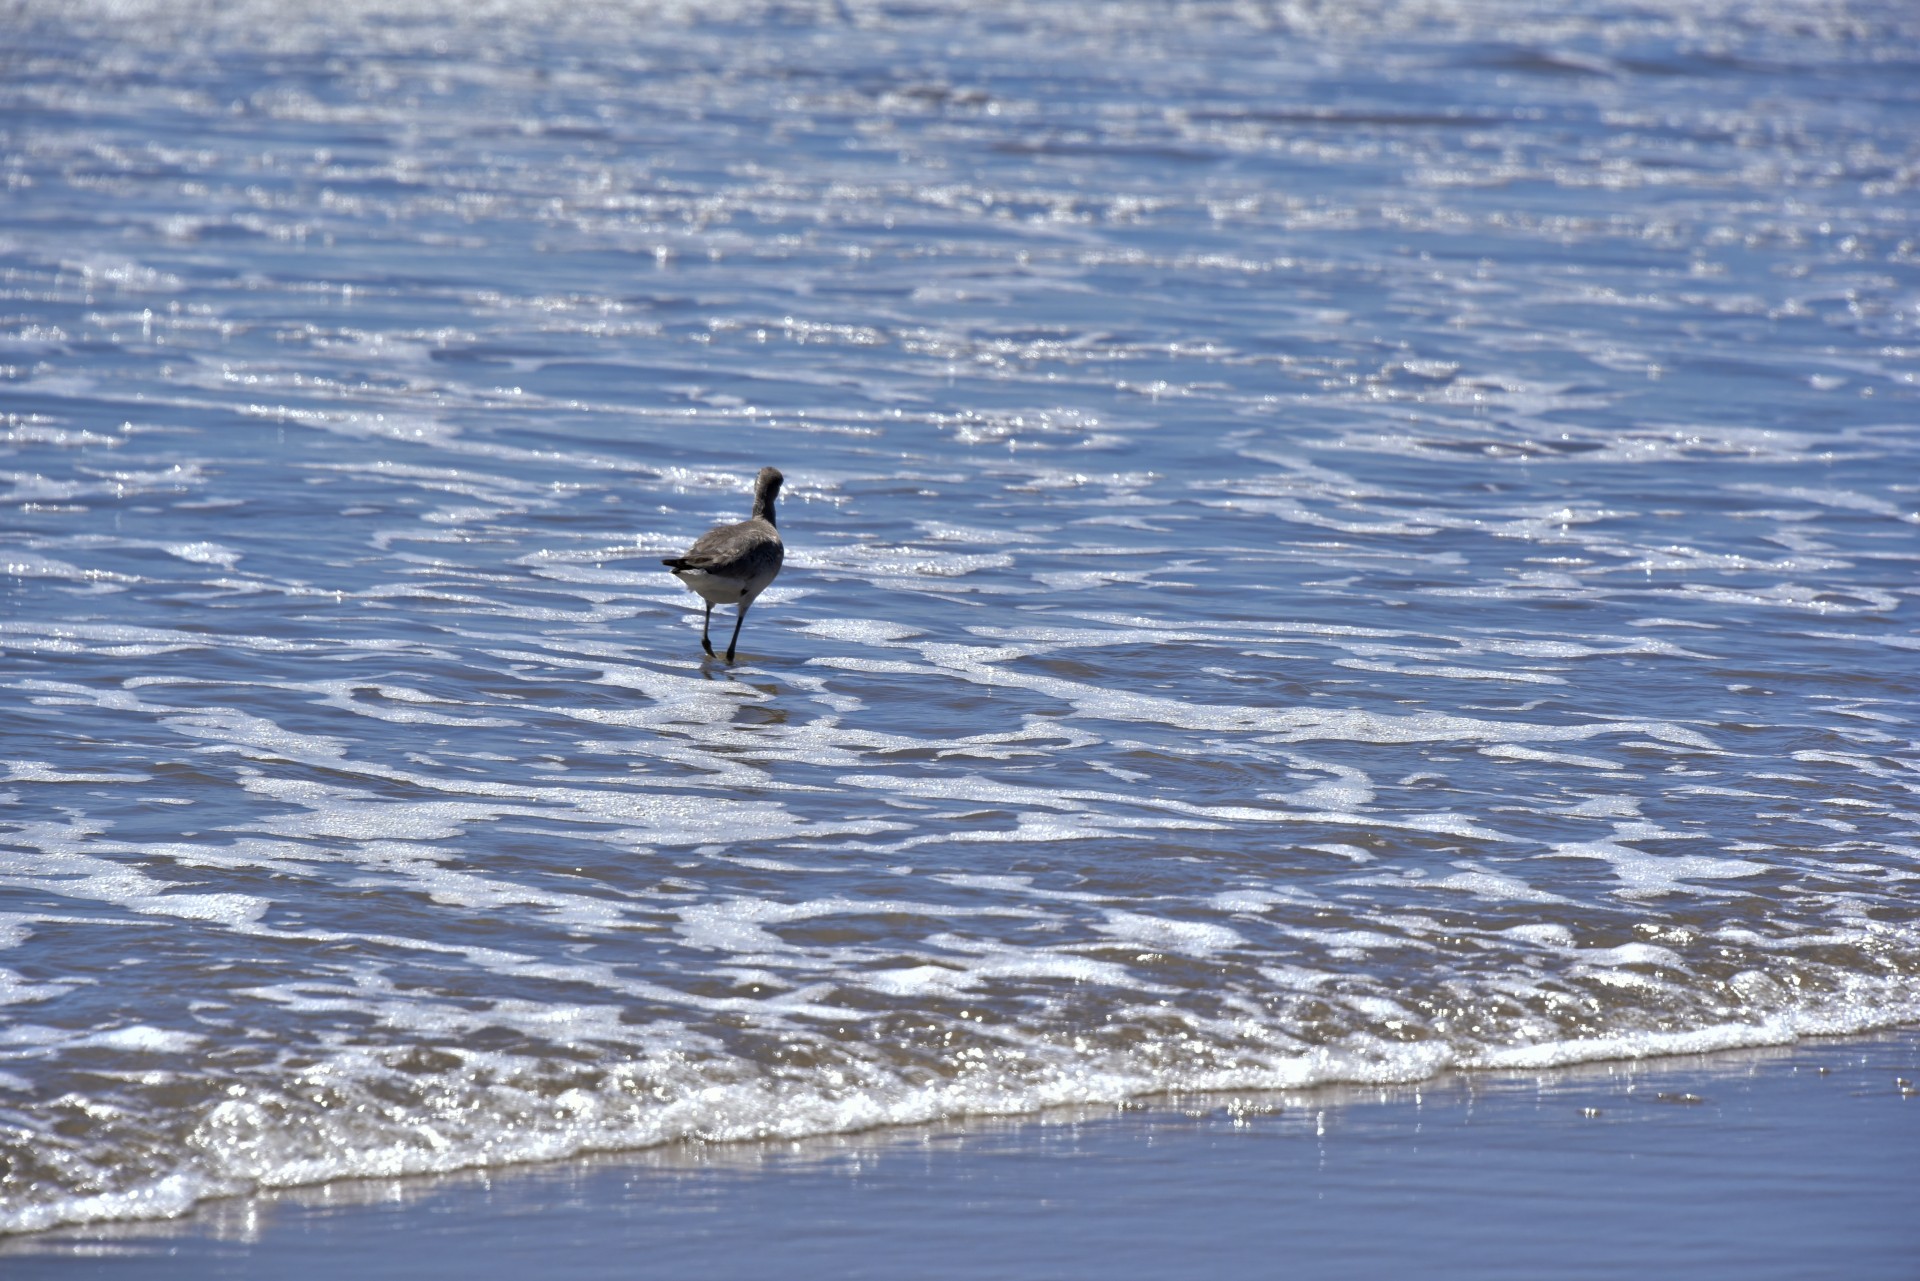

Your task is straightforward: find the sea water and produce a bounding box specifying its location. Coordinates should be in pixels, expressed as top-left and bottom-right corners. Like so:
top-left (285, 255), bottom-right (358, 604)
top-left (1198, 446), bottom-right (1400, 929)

top-left (1, 0), bottom-right (1916, 1235)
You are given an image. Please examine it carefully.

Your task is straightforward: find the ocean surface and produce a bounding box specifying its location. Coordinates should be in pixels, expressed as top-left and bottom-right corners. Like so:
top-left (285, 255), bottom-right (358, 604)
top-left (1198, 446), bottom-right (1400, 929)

top-left (2, 0), bottom-right (1917, 1237)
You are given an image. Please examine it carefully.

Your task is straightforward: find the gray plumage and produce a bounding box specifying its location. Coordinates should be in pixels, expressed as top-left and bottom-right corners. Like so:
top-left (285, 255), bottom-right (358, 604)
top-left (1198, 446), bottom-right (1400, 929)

top-left (661, 466), bottom-right (785, 663)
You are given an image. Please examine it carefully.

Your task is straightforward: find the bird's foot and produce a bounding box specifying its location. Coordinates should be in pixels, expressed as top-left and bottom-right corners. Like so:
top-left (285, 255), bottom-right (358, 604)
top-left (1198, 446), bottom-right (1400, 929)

top-left (701, 637), bottom-right (716, 658)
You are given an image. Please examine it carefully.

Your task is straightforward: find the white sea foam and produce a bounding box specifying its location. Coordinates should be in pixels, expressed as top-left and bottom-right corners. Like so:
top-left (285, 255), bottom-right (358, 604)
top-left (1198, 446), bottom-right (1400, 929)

top-left (1094, 911), bottom-right (1246, 957)
top-left (1550, 840), bottom-right (1769, 897)
top-left (799, 618), bottom-right (926, 644)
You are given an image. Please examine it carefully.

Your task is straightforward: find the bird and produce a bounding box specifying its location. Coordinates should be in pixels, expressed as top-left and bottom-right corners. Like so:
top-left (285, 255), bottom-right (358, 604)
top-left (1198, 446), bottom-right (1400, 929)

top-left (661, 466), bottom-right (785, 663)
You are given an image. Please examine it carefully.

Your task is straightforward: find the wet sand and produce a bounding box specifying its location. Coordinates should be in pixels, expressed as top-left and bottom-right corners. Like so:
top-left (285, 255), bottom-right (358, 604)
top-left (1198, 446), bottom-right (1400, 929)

top-left (9, 1028), bottom-right (1916, 1280)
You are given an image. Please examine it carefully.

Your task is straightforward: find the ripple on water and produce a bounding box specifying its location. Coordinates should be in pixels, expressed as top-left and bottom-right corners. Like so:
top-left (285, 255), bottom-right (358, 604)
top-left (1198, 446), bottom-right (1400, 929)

top-left (2, 0), bottom-right (1919, 1239)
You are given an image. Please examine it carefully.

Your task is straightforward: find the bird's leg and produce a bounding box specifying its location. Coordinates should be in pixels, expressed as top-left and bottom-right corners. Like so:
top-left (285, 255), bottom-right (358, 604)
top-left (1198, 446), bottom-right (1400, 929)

top-left (700, 601), bottom-right (716, 658)
top-left (725, 601), bottom-right (751, 663)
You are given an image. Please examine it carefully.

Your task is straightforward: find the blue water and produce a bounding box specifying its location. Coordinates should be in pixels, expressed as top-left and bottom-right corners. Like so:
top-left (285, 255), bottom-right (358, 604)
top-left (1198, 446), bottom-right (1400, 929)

top-left (11, 1035), bottom-right (1920, 1280)
top-left (3, 0), bottom-right (1918, 1235)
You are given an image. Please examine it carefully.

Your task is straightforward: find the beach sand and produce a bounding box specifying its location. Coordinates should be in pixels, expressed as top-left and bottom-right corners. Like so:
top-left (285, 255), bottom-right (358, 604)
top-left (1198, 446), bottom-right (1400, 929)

top-left (8, 1028), bottom-right (1917, 1280)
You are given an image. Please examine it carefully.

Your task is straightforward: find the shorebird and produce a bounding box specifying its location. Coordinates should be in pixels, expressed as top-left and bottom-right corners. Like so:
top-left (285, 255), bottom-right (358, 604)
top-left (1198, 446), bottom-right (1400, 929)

top-left (661, 466), bottom-right (785, 663)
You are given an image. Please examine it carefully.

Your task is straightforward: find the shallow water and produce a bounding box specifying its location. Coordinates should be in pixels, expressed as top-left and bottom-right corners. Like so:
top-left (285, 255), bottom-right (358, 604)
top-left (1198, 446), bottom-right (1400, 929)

top-left (2, 0), bottom-right (1918, 1235)
top-left (8, 1032), bottom-right (1919, 1280)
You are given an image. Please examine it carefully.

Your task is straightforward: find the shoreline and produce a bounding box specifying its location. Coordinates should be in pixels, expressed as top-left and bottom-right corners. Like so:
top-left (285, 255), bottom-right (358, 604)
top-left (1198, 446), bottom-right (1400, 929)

top-left (9, 1025), bottom-right (1917, 1278)
top-left (6, 1001), bottom-right (1913, 1243)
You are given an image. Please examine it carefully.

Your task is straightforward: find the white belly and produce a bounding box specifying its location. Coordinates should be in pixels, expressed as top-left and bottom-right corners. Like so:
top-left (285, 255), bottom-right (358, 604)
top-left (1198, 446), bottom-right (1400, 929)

top-left (674, 564), bottom-right (777, 607)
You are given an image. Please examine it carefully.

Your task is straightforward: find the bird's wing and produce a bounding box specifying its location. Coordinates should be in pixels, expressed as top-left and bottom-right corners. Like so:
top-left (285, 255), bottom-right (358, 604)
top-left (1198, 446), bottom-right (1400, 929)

top-left (669, 520), bottom-right (756, 570)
